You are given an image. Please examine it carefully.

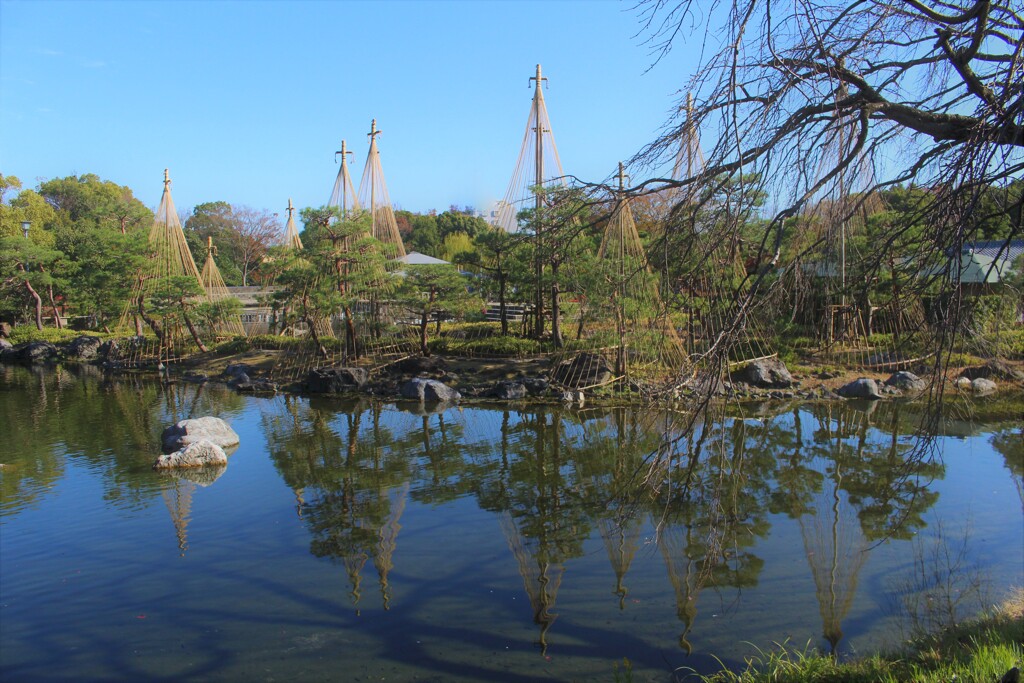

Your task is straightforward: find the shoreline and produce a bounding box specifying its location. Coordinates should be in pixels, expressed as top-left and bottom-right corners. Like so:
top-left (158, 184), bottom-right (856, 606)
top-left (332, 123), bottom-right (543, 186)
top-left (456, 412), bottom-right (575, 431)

top-left (3, 334), bottom-right (1023, 408)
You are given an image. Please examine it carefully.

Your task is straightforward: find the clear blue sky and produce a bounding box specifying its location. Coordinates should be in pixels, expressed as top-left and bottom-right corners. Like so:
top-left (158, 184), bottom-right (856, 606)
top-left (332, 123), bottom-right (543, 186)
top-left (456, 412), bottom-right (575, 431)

top-left (0, 0), bottom-right (700, 217)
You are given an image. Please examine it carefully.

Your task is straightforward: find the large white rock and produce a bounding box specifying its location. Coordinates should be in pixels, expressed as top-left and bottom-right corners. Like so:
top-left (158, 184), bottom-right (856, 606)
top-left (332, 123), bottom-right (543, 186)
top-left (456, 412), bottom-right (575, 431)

top-left (161, 416), bottom-right (240, 453)
top-left (154, 439), bottom-right (228, 469)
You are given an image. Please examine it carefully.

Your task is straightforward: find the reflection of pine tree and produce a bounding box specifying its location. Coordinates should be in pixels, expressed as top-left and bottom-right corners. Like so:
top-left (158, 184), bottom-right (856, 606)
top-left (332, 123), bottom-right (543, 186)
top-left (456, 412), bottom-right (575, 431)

top-left (486, 409), bottom-right (592, 654)
top-left (263, 399), bottom-right (411, 610)
top-left (808, 403), bottom-right (943, 541)
top-left (650, 415), bottom-right (775, 653)
top-left (572, 408), bottom-right (660, 609)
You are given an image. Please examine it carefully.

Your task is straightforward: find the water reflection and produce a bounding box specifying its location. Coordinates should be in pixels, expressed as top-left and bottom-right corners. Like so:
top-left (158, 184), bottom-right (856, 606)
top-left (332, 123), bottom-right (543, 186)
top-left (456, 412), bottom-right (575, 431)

top-left (263, 397), bottom-right (411, 611)
top-left (4, 364), bottom-right (1018, 677)
top-left (0, 365), bottom-right (242, 519)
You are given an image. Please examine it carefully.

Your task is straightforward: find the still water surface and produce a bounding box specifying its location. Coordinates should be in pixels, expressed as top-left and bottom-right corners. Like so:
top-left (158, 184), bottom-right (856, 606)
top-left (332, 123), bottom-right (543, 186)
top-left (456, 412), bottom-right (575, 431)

top-left (1, 364), bottom-right (1021, 682)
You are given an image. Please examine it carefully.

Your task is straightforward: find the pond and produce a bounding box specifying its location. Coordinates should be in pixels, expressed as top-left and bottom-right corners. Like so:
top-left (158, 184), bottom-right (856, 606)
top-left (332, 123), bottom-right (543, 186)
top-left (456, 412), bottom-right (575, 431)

top-left (1, 364), bottom-right (1021, 682)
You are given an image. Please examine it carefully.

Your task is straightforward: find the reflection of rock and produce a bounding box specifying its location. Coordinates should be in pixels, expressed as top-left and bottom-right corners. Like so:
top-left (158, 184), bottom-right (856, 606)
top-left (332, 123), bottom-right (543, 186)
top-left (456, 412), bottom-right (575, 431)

top-left (730, 358), bottom-right (795, 388)
top-left (399, 378), bottom-right (460, 402)
top-left (165, 464), bottom-right (227, 486)
top-left (885, 371), bottom-right (927, 393)
top-left (64, 335), bottom-right (103, 361)
top-left (396, 401), bottom-right (454, 417)
top-left (154, 440), bottom-right (228, 469)
top-left (161, 416), bottom-right (240, 452)
top-left (305, 367), bottom-right (368, 393)
top-left (837, 378), bottom-right (882, 400)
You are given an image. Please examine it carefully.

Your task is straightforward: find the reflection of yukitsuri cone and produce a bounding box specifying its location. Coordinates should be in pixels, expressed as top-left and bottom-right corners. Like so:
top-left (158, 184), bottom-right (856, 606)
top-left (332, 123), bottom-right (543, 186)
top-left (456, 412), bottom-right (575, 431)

top-left (344, 551), bottom-right (369, 611)
top-left (598, 514), bottom-right (642, 610)
top-left (373, 482), bottom-right (409, 611)
top-left (657, 522), bottom-right (703, 654)
top-left (499, 511), bottom-right (564, 655)
top-left (799, 462), bottom-right (869, 653)
top-left (162, 477), bottom-right (196, 557)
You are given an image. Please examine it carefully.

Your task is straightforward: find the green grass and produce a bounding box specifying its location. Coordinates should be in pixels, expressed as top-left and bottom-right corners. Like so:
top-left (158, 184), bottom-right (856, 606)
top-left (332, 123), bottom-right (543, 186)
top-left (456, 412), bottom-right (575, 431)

top-left (682, 590), bottom-right (1023, 683)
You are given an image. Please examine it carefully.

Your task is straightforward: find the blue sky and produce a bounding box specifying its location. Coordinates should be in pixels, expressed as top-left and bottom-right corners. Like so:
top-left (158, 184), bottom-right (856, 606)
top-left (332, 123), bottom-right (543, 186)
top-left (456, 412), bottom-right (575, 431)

top-left (0, 0), bottom-right (701, 217)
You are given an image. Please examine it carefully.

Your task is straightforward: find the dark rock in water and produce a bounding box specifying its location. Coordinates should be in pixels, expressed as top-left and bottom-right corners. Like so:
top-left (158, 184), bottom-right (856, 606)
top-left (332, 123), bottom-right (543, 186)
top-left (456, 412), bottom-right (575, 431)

top-left (885, 370), bottom-right (927, 393)
top-left (64, 335), bottom-right (103, 361)
top-left (161, 416), bottom-right (240, 453)
top-left (961, 360), bottom-right (1024, 383)
top-left (305, 367), bottom-right (368, 393)
top-left (234, 380), bottom-right (278, 394)
top-left (971, 377), bottom-right (998, 396)
top-left (553, 352), bottom-right (613, 388)
top-left (400, 378), bottom-right (461, 402)
top-left (836, 378), bottom-right (882, 400)
top-left (2, 341), bottom-right (59, 364)
top-left (154, 439), bottom-right (228, 469)
top-left (730, 358), bottom-right (795, 388)
top-left (393, 356), bottom-right (448, 375)
top-left (520, 377), bottom-right (549, 396)
top-left (486, 380), bottom-right (527, 400)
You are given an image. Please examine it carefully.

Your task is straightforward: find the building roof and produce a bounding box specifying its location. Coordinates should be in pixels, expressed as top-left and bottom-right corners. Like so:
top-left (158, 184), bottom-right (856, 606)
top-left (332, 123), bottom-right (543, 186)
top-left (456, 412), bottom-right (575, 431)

top-left (397, 251), bottom-right (450, 265)
top-left (962, 239), bottom-right (1024, 263)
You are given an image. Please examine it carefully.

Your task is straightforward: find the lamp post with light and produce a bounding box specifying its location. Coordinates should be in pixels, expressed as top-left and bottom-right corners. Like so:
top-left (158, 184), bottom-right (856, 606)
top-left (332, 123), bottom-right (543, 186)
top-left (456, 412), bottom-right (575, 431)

top-left (21, 220), bottom-right (30, 239)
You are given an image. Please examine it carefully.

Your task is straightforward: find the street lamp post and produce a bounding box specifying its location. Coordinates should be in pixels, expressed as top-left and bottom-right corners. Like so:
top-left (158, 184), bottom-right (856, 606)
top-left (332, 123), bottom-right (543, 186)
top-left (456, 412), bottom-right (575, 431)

top-left (21, 220), bottom-right (31, 239)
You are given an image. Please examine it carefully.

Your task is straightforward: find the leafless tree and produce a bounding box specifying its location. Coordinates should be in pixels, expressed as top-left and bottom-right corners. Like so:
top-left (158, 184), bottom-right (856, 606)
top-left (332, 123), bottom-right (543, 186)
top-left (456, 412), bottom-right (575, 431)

top-left (627, 0), bottom-right (1022, 387)
top-left (231, 206), bottom-right (281, 287)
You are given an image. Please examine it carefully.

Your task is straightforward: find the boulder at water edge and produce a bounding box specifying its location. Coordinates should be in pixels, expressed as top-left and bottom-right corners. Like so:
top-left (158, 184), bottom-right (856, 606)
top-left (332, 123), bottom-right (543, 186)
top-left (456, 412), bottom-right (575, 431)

top-left (400, 378), bottom-right (461, 402)
top-left (161, 416), bottom-right (240, 453)
top-left (305, 367), bottom-right (368, 393)
top-left (65, 335), bottom-right (103, 361)
top-left (2, 341), bottom-right (58, 364)
top-left (836, 378), bottom-right (882, 400)
top-left (485, 380), bottom-right (528, 400)
top-left (154, 439), bottom-right (228, 469)
top-left (971, 377), bottom-right (998, 396)
top-left (730, 358), bottom-right (795, 388)
top-left (885, 371), bottom-right (927, 393)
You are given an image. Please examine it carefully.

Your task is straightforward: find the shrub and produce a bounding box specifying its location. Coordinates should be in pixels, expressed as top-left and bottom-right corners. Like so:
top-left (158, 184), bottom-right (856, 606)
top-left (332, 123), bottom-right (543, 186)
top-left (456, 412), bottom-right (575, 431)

top-left (7, 326), bottom-right (105, 345)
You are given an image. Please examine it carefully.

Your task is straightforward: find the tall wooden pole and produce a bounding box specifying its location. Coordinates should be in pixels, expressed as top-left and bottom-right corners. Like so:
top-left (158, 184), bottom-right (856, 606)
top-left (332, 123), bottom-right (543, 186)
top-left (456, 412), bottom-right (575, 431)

top-left (530, 65), bottom-right (548, 339)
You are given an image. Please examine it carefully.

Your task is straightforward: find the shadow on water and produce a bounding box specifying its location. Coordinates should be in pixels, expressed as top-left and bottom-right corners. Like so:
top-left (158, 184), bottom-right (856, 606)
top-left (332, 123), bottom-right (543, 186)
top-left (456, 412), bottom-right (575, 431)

top-left (2, 364), bottom-right (1021, 681)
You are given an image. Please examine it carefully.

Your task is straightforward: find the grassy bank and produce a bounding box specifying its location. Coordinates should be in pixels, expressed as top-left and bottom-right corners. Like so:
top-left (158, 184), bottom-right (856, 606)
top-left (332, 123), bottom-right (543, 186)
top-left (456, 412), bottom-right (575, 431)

top-left (681, 589), bottom-right (1022, 683)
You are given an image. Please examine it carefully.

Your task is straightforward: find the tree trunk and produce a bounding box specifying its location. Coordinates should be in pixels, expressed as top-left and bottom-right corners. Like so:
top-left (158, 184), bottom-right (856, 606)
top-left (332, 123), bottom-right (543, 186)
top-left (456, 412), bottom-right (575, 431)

top-left (138, 297), bottom-right (163, 343)
top-left (46, 284), bottom-right (63, 329)
top-left (24, 279), bottom-right (44, 330)
top-left (498, 273), bottom-right (508, 336)
top-left (180, 305), bottom-right (209, 353)
top-left (134, 313), bottom-right (144, 337)
top-left (344, 306), bottom-right (358, 360)
top-left (550, 262), bottom-right (562, 348)
top-left (419, 311), bottom-right (430, 357)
